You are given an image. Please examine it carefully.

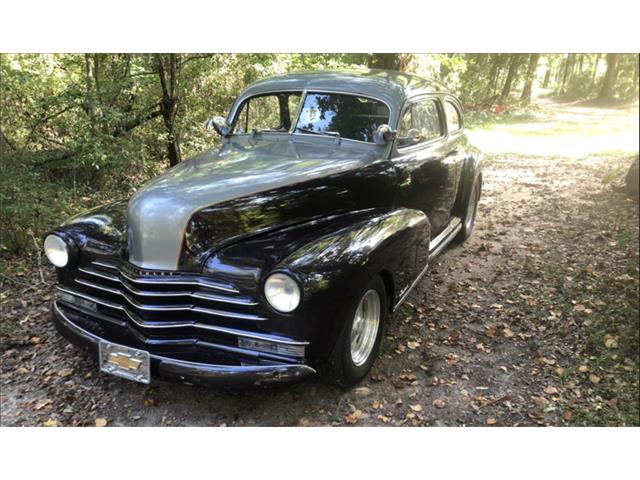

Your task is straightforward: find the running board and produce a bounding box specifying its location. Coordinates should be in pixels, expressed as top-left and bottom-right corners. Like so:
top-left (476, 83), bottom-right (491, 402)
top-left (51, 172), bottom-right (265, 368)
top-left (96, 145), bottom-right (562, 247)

top-left (428, 217), bottom-right (462, 261)
top-left (392, 216), bottom-right (462, 312)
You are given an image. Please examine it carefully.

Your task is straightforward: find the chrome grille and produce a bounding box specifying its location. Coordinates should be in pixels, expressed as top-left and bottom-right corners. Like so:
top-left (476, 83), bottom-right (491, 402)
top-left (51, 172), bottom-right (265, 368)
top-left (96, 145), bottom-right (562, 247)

top-left (76, 260), bottom-right (263, 321)
top-left (57, 259), bottom-right (307, 362)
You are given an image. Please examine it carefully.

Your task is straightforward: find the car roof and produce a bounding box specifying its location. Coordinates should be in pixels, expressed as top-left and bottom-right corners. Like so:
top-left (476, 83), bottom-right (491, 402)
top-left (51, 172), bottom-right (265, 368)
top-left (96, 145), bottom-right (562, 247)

top-left (242, 69), bottom-right (450, 107)
top-left (233, 69), bottom-right (452, 127)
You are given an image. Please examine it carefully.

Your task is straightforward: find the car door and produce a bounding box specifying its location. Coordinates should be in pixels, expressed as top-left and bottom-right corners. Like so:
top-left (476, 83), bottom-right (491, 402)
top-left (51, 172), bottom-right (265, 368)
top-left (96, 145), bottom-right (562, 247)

top-left (392, 96), bottom-right (458, 236)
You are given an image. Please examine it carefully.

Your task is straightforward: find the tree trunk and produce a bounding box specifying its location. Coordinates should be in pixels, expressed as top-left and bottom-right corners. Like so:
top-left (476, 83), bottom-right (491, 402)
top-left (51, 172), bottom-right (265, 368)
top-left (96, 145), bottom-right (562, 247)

top-left (156, 54), bottom-right (182, 167)
top-left (486, 54), bottom-right (502, 98)
top-left (590, 54), bottom-right (601, 88)
top-left (598, 53), bottom-right (619, 101)
top-left (499, 54), bottom-right (522, 104)
top-left (520, 54), bottom-right (540, 103)
top-left (542, 68), bottom-right (551, 88)
top-left (560, 53), bottom-right (575, 94)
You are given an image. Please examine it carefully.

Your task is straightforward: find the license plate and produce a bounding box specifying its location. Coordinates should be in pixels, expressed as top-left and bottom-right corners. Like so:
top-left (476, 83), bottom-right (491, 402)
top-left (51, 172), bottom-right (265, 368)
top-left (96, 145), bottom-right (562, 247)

top-left (99, 341), bottom-right (150, 384)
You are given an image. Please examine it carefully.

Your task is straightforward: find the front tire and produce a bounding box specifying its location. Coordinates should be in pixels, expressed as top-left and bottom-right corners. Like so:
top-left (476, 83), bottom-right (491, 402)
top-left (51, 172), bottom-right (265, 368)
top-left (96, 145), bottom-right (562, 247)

top-left (323, 276), bottom-right (388, 387)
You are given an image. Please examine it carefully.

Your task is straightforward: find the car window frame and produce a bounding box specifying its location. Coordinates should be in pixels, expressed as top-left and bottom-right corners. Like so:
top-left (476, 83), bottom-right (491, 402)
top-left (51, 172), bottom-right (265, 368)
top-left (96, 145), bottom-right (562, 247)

top-left (394, 95), bottom-right (446, 155)
top-left (228, 88), bottom-right (393, 147)
top-left (231, 91), bottom-right (303, 135)
top-left (443, 96), bottom-right (464, 135)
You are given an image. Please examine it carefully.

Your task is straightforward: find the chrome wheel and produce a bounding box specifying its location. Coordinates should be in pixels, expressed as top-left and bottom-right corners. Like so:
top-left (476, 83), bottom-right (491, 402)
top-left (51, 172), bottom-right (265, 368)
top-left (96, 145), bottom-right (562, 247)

top-left (350, 289), bottom-right (381, 367)
top-left (465, 181), bottom-right (478, 231)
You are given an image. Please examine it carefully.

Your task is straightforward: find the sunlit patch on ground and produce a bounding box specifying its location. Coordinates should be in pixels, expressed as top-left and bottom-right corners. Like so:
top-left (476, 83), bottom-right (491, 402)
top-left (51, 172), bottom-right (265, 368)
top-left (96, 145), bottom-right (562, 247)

top-left (468, 97), bottom-right (639, 157)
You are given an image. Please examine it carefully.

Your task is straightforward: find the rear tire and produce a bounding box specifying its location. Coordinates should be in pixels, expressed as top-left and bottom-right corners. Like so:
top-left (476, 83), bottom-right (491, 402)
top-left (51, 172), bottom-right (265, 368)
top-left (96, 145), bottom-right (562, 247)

top-left (455, 176), bottom-right (480, 243)
top-left (323, 276), bottom-right (388, 387)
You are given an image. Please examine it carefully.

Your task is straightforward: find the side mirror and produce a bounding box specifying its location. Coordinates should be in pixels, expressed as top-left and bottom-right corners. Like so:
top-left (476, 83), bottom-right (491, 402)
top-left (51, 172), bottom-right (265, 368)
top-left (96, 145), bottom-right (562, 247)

top-left (205, 116), bottom-right (232, 137)
top-left (373, 124), bottom-right (397, 145)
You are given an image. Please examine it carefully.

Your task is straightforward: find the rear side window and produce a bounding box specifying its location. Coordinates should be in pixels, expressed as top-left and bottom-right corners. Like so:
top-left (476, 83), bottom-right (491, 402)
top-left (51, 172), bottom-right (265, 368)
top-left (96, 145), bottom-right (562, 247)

top-left (397, 99), bottom-right (443, 148)
top-left (444, 100), bottom-right (462, 132)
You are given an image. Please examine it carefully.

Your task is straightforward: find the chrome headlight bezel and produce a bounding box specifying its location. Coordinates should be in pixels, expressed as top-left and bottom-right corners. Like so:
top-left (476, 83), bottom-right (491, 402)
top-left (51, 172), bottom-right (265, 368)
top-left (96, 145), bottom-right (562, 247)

top-left (264, 272), bottom-right (301, 313)
top-left (43, 232), bottom-right (78, 268)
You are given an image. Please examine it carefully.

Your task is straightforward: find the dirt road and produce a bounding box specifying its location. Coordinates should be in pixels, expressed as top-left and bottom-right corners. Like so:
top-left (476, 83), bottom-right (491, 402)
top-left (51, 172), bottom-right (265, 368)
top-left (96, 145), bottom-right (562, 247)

top-left (1, 99), bottom-right (638, 426)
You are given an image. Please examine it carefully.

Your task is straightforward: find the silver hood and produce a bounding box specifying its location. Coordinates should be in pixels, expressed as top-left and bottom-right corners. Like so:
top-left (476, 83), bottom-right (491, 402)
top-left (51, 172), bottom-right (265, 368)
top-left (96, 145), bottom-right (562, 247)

top-left (126, 137), bottom-right (380, 270)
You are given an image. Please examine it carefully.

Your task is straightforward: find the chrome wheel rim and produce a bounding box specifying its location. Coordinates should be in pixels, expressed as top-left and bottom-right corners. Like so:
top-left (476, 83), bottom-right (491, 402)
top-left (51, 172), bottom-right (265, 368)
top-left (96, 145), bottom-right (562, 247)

top-left (350, 289), bottom-right (381, 367)
top-left (465, 182), bottom-right (478, 231)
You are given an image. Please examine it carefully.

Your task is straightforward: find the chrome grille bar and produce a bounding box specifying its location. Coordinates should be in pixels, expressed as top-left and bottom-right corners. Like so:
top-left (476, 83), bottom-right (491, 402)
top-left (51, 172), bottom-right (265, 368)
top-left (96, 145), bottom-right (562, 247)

top-left (56, 288), bottom-right (307, 347)
top-left (91, 261), bottom-right (239, 293)
top-left (69, 281), bottom-right (265, 321)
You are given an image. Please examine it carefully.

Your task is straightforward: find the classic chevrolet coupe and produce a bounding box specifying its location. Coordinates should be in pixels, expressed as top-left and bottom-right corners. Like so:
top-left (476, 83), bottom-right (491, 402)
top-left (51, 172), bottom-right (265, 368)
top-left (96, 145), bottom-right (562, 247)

top-left (44, 70), bottom-right (482, 387)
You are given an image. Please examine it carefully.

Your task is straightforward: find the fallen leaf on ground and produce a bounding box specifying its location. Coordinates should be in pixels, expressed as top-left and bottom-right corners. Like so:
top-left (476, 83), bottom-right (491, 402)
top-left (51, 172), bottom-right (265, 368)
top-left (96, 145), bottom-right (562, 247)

top-left (410, 404), bottom-right (424, 412)
top-left (503, 328), bottom-right (515, 338)
top-left (344, 410), bottom-right (362, 424)
top-left (407, 341), bottom-right (420, 350)
top-left (544, 386), bottom-right (559, 395)
top-left (484, 325), bottom-right (497, 337)
top-left (43, 419), bottom-right (58, 427)
top-left (95, 418), bottom-right (108, 427)
top-left (486, 418), bottom-right (497, 425)
top-left (589, 374), bottom-right (601, 384)
top-left (604, 337), bottom-right (618, 349)
top-left (35, 398), bottom-right (52, 410)
top-left (432, 399), bottom-right (446, 409)
top-left (578, 365), bottom-right (589, 373)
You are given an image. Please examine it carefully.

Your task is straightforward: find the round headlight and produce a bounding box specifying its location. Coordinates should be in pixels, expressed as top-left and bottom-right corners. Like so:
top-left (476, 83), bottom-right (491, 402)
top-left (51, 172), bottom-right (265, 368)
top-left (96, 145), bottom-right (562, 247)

top-left (44, 234), bottom-right (70, 268)
top-left (264, 273), bottom-right (301, 313)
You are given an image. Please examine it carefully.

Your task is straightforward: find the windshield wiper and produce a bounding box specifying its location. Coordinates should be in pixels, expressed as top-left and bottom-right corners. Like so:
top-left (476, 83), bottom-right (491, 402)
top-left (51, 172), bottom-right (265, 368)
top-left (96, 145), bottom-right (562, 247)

top-left (295, 127), bottom-right (341, 139)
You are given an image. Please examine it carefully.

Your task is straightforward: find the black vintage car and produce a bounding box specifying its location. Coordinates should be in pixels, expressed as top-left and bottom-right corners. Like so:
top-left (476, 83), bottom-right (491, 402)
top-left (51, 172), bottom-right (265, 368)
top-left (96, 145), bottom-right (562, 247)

top-left (44, 70), bottom-right (483, 387)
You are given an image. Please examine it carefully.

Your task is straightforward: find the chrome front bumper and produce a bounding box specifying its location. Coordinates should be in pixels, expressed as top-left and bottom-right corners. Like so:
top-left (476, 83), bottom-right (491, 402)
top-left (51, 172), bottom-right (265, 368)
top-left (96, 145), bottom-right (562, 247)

top-left (52, 301), bottom-right (316, 388)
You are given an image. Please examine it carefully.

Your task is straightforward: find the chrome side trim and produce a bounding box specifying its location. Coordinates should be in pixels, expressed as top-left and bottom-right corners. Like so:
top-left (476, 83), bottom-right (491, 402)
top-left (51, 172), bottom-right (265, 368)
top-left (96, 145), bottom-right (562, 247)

top-left (59, 285), bottom-right (266, 322)
top-left (428, 216), bottom-right (461, 261)
top-left (392, 261), bottom-right (429, 312)
top-left (56, 290), bottom-right (307, 346)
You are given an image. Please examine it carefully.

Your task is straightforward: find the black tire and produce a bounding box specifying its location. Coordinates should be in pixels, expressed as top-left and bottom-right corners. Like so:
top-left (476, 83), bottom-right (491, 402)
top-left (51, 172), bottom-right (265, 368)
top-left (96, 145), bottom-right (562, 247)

top-left (323, 276), bottom-right (388, 387)
top-left (455, 175), bottom-right (481, 243)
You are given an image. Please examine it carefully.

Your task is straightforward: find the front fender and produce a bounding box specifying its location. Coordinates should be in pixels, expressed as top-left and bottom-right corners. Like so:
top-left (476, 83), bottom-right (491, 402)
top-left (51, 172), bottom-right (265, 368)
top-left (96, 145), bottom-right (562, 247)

top-left (204, 208), bottom-right (429, 359)
top-left (283, 208), bottom-right (429, 308)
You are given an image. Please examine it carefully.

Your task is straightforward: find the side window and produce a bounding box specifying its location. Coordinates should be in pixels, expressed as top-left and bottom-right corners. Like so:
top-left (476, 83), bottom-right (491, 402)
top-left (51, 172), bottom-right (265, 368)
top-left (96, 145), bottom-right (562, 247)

top-left (397, 99), bottom-right (443, 148)
top-left (444, 100), bottom-right (462, 132)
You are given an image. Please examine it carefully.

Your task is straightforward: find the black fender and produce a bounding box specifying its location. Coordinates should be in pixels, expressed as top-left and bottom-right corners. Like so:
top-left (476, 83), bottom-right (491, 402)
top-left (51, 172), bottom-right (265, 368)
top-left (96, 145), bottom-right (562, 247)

top-left (204, 208), bottom-right (429, 361)
top-left (283, 208), bottom-right (429, 306)
top-left (279, 208), bottom-right (429, 358)
top-left (53, 200), bottom-right (128, 259)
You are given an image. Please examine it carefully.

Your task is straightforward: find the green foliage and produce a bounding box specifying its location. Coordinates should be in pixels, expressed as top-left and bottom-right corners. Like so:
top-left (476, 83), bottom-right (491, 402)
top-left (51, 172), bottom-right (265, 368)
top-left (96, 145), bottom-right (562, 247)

top-left (2, 53), bottom-right (638, 256)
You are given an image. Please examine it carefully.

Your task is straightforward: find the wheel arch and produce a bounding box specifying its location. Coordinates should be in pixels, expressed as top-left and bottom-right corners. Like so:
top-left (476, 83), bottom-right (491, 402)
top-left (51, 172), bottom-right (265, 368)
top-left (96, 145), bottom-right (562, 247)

top-left (454, 150), bottom-right (483, 217)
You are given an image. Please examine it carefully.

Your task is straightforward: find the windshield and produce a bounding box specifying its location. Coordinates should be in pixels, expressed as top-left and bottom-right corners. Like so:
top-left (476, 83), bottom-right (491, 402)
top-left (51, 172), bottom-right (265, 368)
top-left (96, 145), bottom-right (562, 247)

top-left (294, 92), bottom-right (390, 143)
